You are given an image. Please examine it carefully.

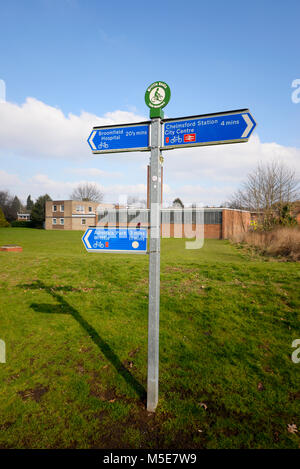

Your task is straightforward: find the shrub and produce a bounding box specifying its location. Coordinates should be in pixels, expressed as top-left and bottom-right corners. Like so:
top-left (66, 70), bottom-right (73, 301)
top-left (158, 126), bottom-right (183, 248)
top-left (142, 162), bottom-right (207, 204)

top-left (232, 226), bottom-right (300, 261)
top-left (11, 220), bottom-right (34, 228)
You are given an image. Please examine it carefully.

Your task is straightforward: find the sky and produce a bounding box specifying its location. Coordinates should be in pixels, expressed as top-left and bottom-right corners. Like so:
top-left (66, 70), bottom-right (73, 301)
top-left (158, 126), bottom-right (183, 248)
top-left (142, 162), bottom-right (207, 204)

top-left (0, 0), bottom-right (299, 206)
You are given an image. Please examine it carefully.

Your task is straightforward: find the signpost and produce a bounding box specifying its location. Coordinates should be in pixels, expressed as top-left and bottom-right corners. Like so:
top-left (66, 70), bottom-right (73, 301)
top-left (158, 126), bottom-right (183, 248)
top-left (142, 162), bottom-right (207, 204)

top-left (162, 110), bottom-right (256, 149)
top-left (82, 227), bottom-right (147, 254)
top-left (87, 122), bottom-right (150, 154)
top-left (85, 81), bottom-right (257, 412)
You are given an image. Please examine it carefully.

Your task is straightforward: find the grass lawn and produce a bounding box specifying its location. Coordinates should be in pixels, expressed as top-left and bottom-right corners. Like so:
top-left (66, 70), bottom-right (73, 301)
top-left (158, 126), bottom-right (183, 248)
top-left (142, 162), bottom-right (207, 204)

top-left (0, 228), bottom-right (299, 449)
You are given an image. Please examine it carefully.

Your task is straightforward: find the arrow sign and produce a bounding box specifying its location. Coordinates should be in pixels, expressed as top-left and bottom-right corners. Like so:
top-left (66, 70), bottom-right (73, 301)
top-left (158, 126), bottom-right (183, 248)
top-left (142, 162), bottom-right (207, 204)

top-left (82, 228), bottom-right (147, 254)
top-left (87, 122), bottom-right (150, 154)
top-left (162, 109), bottom-right (256, 150)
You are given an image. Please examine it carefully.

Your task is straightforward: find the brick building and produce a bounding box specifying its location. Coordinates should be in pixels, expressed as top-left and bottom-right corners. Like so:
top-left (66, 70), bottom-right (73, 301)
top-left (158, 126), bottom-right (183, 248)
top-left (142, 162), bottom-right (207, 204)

top-left (45, 200), bottom-right (113, 230)
top-left (96, 207), bottom-right (250, 240)
top-left (45, 200), bottom-right (250, 239)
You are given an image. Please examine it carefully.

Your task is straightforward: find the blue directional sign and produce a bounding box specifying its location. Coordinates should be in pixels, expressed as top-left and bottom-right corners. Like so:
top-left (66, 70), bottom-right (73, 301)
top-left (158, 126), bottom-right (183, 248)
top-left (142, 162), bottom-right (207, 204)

top-left (162, 109), bottom-right (256, 150)
top-left (87, 122), bottom-right (150, 154)
top-left (82, 227), bottom-right (147, 254)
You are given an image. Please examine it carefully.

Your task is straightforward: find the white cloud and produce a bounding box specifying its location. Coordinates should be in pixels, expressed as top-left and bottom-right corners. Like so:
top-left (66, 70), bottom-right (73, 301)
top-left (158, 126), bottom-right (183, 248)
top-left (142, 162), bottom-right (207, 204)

top-left (0, 169), bottom-right (21, 186)
top-left (66, 167), bottom-right (122, 178)
top-left (163, 135), bottom-right (300, 185)
top-left (0, 97), bottom-right (299, 205)
top-left (163, 184), bottom-right (237, 206)
top-left (0, 98), bottom-right (146, 160)
top-left (0, 170), bottom-right (148, 204)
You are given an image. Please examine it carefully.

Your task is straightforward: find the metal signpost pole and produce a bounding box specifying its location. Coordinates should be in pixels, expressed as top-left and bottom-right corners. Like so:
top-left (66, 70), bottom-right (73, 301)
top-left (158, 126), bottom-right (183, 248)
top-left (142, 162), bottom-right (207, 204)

top-left (147, 117), bottom-right (162, 412)
top-left (86, 80), bottom-right (256, 414)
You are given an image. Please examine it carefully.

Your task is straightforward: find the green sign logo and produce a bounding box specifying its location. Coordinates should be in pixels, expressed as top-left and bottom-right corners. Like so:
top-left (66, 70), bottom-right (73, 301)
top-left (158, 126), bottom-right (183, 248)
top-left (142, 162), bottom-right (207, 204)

top-left (145, 81), bottom-right (171, 109)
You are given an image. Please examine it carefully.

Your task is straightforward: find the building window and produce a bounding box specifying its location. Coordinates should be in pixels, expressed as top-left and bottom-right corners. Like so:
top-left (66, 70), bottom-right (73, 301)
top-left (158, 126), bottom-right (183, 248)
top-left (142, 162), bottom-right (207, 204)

top-left (89, 206), bottom-right (92, 212)
top-left (60, 218), bottom-right (64, 225)
top-left (53, 205), bottom-right (57, 212)
top-left (52, 218), bottom-right (57, 225)
top-left (81, 219), bottom-right (86, 225)
top-left (76, 205), bottom-right (84, 212)
top-left (60, 205), bottom-right (64, 212)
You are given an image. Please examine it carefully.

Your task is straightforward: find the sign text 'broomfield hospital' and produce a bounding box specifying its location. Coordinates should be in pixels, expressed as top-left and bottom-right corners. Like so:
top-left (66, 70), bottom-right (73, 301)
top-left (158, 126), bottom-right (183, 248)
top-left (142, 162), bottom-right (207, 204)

top-left (88, 123), bottom-right (149, 152)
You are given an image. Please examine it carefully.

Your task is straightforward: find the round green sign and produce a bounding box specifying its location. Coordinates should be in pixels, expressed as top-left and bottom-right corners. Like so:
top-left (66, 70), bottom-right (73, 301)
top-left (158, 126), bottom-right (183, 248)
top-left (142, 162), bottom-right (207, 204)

top-left (145, 81), bottom-right (171, 109)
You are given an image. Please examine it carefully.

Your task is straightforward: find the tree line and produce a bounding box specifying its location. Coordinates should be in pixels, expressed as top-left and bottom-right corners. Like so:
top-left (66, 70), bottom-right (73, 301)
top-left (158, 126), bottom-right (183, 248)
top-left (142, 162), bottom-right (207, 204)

top-left (0, 191), bottom-right (52, 228)
top-left (1, 168), bottom-right (298, 230)
top-left (0, 183), bottom-right (105, 228)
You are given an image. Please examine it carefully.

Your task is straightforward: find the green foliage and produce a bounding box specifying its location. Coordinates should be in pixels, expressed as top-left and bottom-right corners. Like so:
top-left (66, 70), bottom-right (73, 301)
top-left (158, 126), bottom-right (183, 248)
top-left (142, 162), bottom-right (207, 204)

top-left (0, 191), bottom-right (22, 222)
top-left (31, 194), bottom-right (52, 228)
top-left (277, 204), bottom-right (297, 227)
top-left (26, 195), bottom-right (34, 211)
top-left (11, 220), bottom-right (34, 228)
top-left (252, 205), bottom-right (298, 232)
top-left (0, 229), bottom-right (299, 448)
top-left (0, 207), bottom-right (9, 227)
top-left (11, 196), bottom-right (22, 221)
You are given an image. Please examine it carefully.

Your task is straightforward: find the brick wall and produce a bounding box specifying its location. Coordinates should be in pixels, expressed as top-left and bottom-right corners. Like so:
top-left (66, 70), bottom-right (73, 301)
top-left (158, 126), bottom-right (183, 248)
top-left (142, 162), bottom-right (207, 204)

top-left (45, 203), bottom-right (250, 238)
top-left (222, 209), bottom-right (250, 239)
top-left (205, 224), bottom-right (222, 239)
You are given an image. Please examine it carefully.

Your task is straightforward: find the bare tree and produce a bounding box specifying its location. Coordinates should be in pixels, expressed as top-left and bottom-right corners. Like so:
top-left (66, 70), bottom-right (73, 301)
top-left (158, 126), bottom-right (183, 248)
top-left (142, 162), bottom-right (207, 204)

top-left (0, 190), bottom-right (12, 212)
top-left (227, 161), bottom-right (299, 227)
top-left (70, 183), bottom-right (104, 202)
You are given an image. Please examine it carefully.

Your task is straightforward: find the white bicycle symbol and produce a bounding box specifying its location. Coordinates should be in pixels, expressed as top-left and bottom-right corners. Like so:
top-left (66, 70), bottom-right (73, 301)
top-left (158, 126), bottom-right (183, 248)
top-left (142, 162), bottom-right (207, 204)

top-left (170, 136), bottom-right (183, 144)
top-left (98, 142), bottom-right (109, 149)
top-left (93, 241), bottom-right (104, 248)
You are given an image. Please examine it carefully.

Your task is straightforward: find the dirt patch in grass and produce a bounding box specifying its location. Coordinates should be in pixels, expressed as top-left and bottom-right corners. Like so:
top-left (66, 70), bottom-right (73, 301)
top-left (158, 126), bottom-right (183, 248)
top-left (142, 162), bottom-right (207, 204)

top-left (0, 421), bottom-right (15, 431)
top-left (76, 364), bottom-right (86, 375)
top-left (91, 400), bottom-right (175, 449)
top-left (6, 373), bottom-right (21, 383)
top-left (128, 347), bottom-right (141, 358)
top-left (89, 380), bottom-right (118, 402)
top-left (18, 385), bottom-right (49, 402)
top-left (289, 391), bottom-right (300, 401)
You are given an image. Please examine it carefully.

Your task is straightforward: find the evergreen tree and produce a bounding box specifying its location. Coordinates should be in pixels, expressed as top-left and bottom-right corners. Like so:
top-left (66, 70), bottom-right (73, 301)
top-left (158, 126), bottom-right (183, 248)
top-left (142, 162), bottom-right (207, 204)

top-left (0, 207), bottom-right (9, 227)
top-left (0, 190), bottom-right (13, 221)
top-left (26, 195), bottom-right (34, 211)
top-left (172, 198), bottom-right (184, 208)
top-left (10, 196), bottom-right (22, 221)
top-left (31, 194), bottom-right (52, 228)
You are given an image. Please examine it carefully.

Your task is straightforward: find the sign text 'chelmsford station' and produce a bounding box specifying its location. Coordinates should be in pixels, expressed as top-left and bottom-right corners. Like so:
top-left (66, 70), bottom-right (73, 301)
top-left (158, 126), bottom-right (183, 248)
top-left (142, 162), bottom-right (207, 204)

top-left (162, 109), bottom-right (256, 149)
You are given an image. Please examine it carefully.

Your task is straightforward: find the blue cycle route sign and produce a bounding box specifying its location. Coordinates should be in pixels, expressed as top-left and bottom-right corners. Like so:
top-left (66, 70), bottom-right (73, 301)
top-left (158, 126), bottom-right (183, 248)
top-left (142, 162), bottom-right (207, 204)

top-left (87, 122), bottom-right (150, 154)
top-left (162, 109), bottom-right (256, 149)
top-left (82, 228), bottom-right (148, 254)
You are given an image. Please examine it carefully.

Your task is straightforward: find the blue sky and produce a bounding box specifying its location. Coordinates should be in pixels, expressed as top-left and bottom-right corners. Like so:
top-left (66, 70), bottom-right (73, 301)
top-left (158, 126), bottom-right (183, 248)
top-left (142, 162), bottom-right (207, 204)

top-left (0, 0), bottom-right (299, 205)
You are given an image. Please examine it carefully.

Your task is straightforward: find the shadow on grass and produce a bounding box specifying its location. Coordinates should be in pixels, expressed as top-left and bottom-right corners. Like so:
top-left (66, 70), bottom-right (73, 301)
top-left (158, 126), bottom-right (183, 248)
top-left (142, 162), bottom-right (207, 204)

top-left (19, 280), bottom-right (146, 402)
